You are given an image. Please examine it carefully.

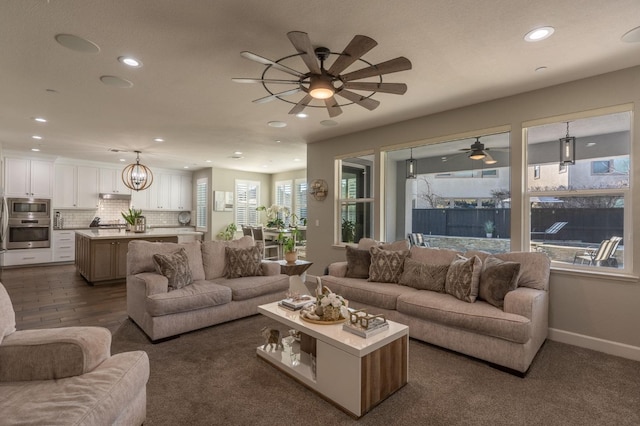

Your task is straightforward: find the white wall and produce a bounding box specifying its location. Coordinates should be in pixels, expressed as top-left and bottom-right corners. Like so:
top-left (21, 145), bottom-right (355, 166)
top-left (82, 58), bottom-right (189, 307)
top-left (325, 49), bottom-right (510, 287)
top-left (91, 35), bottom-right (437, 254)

top-left (307, 66), bottom-right (640, 359)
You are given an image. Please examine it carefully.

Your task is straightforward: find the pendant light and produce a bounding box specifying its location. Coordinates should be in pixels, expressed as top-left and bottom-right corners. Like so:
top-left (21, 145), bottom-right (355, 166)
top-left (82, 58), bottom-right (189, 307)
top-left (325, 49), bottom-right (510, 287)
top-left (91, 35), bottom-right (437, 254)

top-left (560, 122), bottom-right (576, 165)
top-left (406, 147), bottom-right (417, 179)
top-left (122, 151), bottom-right (154, 191)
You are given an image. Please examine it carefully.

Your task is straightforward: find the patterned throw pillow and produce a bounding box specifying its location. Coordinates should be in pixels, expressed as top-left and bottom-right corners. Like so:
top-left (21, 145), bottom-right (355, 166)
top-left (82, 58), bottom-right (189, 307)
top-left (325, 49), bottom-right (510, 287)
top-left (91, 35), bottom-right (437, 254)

top-left (153, 248), bottom-right (193, 291)
top-left (345, 246), bottom-right (371, 278)
top-left (479, 256), bottom-right (521, 309)
top-left (225, 246), bottom-right (263, 278)
top-left (445, 255), bottom-right (482, 303)
top-left (399, 257), bottom-right (449, 292)
top-left (368, 246), bottom-right (410, 283)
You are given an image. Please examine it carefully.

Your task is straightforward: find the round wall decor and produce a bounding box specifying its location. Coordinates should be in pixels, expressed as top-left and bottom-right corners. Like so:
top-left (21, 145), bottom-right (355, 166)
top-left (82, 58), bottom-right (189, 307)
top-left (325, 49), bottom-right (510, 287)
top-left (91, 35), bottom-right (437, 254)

top-left (309, 179), bottom-right (328, 201)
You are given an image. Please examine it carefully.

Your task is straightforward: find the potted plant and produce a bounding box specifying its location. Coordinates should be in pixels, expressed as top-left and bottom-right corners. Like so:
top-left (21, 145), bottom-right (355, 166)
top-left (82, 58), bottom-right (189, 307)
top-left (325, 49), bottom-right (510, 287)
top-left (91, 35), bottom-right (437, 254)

top-left (341, 218), bottom-right (356, 243)
top-left (484, 220), bottom-right (495, 238)
top-left (121, 208), bottom-right (143, 231)
top-left (217, 223), bottom-right (237, 241)
top-left (278, 229), bottom-right (300, 263)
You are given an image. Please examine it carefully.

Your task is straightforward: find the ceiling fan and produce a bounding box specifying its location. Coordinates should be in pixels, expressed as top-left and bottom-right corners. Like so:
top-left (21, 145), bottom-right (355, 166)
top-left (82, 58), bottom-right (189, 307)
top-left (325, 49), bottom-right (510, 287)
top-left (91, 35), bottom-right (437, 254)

top-left (459, 137), bottom-right (498, 164)
top-left (233, 31), bottom-right (412, 117)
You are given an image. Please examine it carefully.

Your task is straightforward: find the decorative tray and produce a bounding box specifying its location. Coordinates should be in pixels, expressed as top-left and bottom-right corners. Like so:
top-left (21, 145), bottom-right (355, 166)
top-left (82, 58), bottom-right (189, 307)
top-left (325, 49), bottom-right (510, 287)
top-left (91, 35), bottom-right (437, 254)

top-left (299, 315), bottom-right (347, 325)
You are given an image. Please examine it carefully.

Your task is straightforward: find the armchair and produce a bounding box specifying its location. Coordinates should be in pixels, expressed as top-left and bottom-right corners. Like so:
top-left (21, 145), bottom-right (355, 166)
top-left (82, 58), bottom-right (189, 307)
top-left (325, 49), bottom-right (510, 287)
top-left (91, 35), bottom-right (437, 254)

top-left (0, 283), bottom-right (149, 425)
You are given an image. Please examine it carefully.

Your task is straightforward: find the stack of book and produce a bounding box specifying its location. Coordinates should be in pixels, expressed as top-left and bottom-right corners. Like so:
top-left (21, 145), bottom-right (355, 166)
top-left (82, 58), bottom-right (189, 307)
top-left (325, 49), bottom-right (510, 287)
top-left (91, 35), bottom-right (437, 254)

top-left (342, 315), bottom-right (389, 338)
top-left (278, 295), bottom-right (316, 311)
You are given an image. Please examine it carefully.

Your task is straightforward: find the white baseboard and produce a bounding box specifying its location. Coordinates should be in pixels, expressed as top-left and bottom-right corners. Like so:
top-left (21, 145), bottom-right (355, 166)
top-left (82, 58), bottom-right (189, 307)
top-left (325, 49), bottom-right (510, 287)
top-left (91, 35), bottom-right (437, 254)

top-left (548, 328), bottom-right (640, 362)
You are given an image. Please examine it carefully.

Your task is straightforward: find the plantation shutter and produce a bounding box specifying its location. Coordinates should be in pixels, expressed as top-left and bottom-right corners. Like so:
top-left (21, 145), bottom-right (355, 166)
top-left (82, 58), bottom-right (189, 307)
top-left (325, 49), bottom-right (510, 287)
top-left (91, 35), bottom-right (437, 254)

top-left (235, 180), bottom-right (260, 226)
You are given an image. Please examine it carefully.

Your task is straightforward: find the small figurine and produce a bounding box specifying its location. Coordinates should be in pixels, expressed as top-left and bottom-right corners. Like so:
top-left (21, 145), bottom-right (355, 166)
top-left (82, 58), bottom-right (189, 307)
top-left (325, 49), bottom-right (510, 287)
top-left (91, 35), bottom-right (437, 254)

top-left (261, 327), bottom-right (283, 351)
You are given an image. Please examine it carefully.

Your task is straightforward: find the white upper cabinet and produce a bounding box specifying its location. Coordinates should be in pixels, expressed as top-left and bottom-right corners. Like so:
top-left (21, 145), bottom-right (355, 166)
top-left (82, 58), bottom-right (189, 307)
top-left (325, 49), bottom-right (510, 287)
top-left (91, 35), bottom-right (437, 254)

top-left (99, 167), bottom-right (131, 194)
top-left (54, 164), bottom-right (99, 209)
top-left (5, 157), bottom-right (54, 198)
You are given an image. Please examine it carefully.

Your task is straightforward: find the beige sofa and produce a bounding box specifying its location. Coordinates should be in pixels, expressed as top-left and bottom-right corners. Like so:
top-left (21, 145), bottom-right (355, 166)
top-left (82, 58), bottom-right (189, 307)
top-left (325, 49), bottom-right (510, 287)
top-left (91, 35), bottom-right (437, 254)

top-left (321, 243), bottom-right (550, 374)
top-left (126, 236), bottom-right (290, 341)
top-left (0, 283), bottom-right (149, 425)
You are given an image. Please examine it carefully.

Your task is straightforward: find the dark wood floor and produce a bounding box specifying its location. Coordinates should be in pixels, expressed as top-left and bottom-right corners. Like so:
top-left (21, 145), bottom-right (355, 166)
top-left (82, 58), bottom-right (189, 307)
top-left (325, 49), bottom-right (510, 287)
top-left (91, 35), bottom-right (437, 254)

top-left (2, 264), bottom-right (127, 333)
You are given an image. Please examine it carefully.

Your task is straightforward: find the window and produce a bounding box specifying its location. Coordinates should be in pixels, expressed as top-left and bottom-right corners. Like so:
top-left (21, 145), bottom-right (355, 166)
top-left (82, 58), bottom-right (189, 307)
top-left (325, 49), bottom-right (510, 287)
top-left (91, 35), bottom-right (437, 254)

top-left (235, 180), bottom-right (260, 226)
top-left (196, 178), bottom-right (207, 231)
top-left (386, 131), bottom-right (511, 250)
top-left (294, 178), bottom-right (307, 224)
top-left (525, 110), bottom-right (631, 271)
top-left (337, 154), bottom-right (374, 243)
top-left (275, 180), bottom-right (292, 211)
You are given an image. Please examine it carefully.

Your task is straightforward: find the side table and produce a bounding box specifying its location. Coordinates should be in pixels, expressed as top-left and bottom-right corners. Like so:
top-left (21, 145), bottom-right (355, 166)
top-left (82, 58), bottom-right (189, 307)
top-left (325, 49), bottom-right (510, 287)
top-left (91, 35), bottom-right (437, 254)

top-left (278, 259), bottom-right (312, 296)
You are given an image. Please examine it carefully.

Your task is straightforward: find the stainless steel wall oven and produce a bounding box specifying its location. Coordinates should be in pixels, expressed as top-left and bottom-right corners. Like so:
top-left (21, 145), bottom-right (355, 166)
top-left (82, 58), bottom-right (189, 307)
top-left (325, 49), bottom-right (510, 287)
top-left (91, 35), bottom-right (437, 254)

top-left (6, 198), bottom-right (51, 249)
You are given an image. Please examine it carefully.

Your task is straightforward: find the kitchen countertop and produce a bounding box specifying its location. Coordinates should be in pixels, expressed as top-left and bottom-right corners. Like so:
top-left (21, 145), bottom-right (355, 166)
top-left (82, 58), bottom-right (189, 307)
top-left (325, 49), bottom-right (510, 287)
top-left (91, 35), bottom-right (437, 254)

top-left (75, 228), bottom-right (203, 240)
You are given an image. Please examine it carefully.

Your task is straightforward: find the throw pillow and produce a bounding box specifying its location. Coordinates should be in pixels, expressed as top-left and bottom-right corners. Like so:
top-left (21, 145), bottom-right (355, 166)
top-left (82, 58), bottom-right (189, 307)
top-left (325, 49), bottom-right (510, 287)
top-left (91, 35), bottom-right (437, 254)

top-left (479, 256), bottom-right (521, 309)
top-left (368, 246), bottom-right (410, 283)
top-left (399, 257), bottom-right (449, 292)
top-left (445, 255), bottom-right (482, 303)
top-left (153, 248), bottom-right (193, 291)
top-left (225, 246), bottom-right (263, 278)
top-left (345, 246), bottom-right (371, 279)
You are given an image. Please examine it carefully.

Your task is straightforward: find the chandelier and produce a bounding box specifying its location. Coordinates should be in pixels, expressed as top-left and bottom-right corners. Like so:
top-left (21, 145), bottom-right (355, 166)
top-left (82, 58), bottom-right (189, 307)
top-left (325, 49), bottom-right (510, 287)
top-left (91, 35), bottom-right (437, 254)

top-left (122, 151), bottom-right (153, 191)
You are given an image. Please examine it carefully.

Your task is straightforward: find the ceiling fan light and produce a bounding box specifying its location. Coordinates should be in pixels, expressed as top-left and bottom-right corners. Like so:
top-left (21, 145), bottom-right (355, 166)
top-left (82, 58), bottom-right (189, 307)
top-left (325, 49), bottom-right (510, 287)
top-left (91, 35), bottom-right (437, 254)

top-left (469, 150), bottom-right (485, 160)
top-left (309, 75), bottom-right (335, 99)
top-left (484, 158), bottom-right (498, 165)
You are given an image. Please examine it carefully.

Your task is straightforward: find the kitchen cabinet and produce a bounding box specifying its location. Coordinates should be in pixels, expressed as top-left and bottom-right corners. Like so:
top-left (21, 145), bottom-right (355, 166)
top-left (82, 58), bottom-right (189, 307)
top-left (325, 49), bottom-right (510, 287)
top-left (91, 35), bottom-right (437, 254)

top-left (75, 233), bottom-right (178, 284)
top-left (52, 230), bottom-right (76, 262)
top-left (1, 249), bottom-right (52, 266)
top-left (4, 157), bottom-right (54, 198)
top-left (54, 164), bottom-right (99, 209)
top-left (133, 172), bottom-right (191, 211)
top-left (173, 174), bottom-right (192, 211)
top-left (99, 167), bottom-right (131, 194)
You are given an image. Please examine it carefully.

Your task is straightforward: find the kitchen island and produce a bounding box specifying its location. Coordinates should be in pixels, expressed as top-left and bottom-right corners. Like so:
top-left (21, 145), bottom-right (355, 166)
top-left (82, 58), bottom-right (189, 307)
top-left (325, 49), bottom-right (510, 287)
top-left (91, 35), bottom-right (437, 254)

top-left (75, 228), bottom-right (203, 285)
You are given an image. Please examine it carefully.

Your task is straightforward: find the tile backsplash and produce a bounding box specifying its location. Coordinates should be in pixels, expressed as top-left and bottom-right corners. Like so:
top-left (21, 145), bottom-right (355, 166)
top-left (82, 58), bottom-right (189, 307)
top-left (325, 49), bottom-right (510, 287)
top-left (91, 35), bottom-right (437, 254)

top-left (55, 199), bottom-right (188, 228)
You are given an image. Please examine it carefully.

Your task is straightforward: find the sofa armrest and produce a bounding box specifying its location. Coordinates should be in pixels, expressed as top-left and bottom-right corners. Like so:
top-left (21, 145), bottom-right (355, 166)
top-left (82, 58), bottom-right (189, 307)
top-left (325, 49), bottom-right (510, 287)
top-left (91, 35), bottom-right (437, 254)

top-left (0, 326), bottom-right (111, 382)
top-left (130, 272), bottom-right (169, 296)
top-left (327, 261), bottom-right (348, 277)
top-left (261, 260), bottom-right (281, 276)
top-left (503, 287), bottom-right (547, 319)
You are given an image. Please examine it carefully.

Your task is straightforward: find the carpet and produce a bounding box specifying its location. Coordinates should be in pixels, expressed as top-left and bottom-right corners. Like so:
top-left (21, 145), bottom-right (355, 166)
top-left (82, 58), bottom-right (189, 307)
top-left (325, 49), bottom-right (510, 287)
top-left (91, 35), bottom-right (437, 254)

top-left (112, 315), bottom-right (640, 426)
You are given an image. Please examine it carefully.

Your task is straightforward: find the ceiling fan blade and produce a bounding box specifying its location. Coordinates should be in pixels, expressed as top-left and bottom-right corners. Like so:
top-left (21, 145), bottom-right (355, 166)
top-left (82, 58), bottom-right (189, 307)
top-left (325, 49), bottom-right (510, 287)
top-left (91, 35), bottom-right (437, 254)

top-left (341, 57), bottom-right (412, 82)
top-left (232, 78), bottom-right (300, 84)
top-left (335, 89), bottom-right (380, 111)
top-left (343, 82), bottom-right (407, 95)
top-left (327, 35), bottom-right (377, 75)
top-left (324, 96), bottom-right (343, 117)
top-left (240, 51), bottom-right (306, 78)
top-left (289, 94), bottom-right (314, 115)
top-left (287, 31), bottom-right (321, 74)
top-left (253, 88), bottom-right (301, 104)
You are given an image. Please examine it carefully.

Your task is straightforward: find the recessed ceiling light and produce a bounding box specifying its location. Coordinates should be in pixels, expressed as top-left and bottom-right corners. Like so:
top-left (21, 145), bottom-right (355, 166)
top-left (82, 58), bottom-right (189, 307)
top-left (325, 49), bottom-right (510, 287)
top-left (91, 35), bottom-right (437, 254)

top-left (100, 75), bottom-right (133, 88)
top-left (296, 113), bottom-right (308, 118)
top-left (119, 158), bottom-right (126, 162)
top-left (34, 117), bottom-right (47, 123)
top-left (524, 26), bottom-right (555, 42)
top-left (262, 164), bottom-right (269, 168)
top-left (293, 158), bottom-right (301, 162)
top-left (54, 33), bottom-right (100, 54)
top-left (154, 138), bottom-right (164, 142)
top-left (586, 142), bottom-right (596, 147)
top-left (268, 121), bottom-right (287, 128)
top-left (622, 25), bottom-right (640, 43)
top-left (320, 120), bottom-right (339, 127)
top-left (183, 166), bottom-right (189, 169)
top-left (205, 160), bottom-right (212, 163)
top-left (118, 56), bottom-right (143, 68)
top-left (32, 135), bottom-right (42, 140)
top-left (275, 140), bottom-right (281, 143)
top-left (229, 155), bottom-right (244, 160)
top-left (234, 151), bottom-right (243, 155)
top-left (31, 148), bottom-right (40, 152)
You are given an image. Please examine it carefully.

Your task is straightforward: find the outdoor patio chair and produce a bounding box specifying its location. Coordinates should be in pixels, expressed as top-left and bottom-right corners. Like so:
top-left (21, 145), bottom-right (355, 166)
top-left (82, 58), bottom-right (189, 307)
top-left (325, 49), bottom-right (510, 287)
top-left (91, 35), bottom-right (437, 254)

top-left (531, 221), bottom-right (568, 240)
top-left (573, 236), bottom-right (622, 267)
top-left (408, 233), bottom-right (429, 247)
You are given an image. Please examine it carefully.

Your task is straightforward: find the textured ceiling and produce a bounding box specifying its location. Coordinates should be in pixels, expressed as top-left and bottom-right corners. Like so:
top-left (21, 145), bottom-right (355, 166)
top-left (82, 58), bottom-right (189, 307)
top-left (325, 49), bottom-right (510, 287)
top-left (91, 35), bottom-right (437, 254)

top-left (0, 0), bottom-right (638, 173)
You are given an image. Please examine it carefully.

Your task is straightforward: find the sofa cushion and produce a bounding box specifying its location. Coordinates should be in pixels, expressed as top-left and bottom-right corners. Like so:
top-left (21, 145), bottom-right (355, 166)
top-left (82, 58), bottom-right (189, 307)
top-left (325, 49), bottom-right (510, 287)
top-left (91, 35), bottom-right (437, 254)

top-left (345, 246), bottom-right (371, 279)
top-left (368, 246), bottom-right (410, 283)
top-left (127, 240), bottom-right (205, 281)
top-left (445, 255), bottom-right (482, 303)
top-left (212, 274), bottom-right (289, 301)
top-left (399, 257), bottom-right (448, 292)
top-left (321, 275), bottom-right (418, 310)
top-left (0, 283), bottom-right (16, 344)
top-left (225, 246), bottom-right (263, 278)
top-left (479, 256), bottom-right (521, 309)
top-left (396, 291), bottom-right (531, 344)
top-left (153, 248), bottom-right (193, 290)
top-left (410, 246), bottom-right (461, 265)
top-left (493, 252), bottom-right (550, 291)
top-left (146, 281), bottom-right (232, 316)
top-left (202, 236), bottom-right (255, 279)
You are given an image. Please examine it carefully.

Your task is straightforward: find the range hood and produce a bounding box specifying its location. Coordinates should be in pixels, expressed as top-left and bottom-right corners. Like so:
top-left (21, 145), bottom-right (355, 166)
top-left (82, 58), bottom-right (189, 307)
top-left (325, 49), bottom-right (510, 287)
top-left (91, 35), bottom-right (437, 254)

top-left (99, 193), bottom-right (132, 200)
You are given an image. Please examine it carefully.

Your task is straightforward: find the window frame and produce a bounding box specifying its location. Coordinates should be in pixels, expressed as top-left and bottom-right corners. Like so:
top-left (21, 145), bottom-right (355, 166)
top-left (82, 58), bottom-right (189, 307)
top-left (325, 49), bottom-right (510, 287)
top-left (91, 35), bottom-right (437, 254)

top-left (235, 179), bottom-right (261, 226)
top-left (195, 178), bottom-right (207, 232)
top-left (336, 153), bottom-right (375, 245)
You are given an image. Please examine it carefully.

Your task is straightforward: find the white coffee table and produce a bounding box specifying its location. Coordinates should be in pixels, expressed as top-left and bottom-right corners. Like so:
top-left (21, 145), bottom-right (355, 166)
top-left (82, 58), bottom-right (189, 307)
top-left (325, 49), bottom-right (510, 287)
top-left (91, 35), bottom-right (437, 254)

top-left (257, 301), bottom-right (409, 418)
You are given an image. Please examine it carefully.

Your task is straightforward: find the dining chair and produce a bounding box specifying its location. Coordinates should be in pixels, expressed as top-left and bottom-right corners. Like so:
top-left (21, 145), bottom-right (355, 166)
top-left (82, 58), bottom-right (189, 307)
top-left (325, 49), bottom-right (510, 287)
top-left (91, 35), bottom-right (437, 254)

top-left (251, 226), bottom-right (280, 260)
